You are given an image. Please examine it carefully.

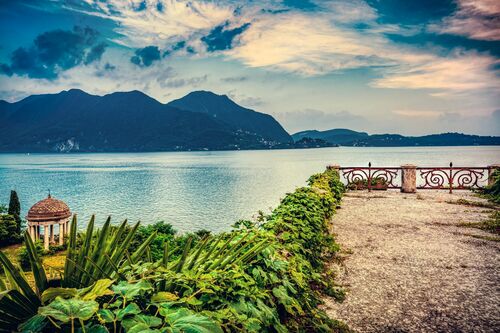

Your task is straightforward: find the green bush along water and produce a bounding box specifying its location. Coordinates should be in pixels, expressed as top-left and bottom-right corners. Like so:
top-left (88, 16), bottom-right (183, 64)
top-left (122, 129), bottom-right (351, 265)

top-left (0, 168), bottom-right (349, 333)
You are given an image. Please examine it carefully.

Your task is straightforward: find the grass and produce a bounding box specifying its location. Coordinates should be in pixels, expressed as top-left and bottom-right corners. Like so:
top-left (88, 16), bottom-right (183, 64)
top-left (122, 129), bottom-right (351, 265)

top-left (458, 211), bottom-right (500, 235)
top-left (0, 244), bottom-right (66, 287)
top-left (446, 198), bottom-right (498, 209)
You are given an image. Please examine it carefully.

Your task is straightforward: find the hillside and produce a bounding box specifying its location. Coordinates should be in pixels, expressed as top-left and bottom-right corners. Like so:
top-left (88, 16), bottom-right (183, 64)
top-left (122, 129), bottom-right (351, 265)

top-left (292, 129), bottom-right (500, 146)
top-left (168, 91), bottom-right (292, 143)
top-left (0, 89), bottom-right (292, 152)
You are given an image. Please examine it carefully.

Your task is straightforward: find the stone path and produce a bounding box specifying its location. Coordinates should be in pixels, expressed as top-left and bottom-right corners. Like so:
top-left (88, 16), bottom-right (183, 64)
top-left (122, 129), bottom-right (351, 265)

top-left (323, 190), bottom-right (500, 333)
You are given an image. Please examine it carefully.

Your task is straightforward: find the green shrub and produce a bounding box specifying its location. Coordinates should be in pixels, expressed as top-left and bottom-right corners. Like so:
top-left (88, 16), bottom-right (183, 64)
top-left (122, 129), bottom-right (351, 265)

top-left (0, 214), bottom-right (22, 246)
top-left (480, 170), bottom-right (500, 203)
top-left (1, 169), bottom-right (349, 333)
top-left (18, 240), bottom-right (45, 270)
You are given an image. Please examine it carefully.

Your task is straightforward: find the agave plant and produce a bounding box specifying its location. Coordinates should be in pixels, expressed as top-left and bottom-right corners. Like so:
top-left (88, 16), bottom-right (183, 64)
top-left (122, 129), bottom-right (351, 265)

top-left (0, 215), bottom-right (154, 332)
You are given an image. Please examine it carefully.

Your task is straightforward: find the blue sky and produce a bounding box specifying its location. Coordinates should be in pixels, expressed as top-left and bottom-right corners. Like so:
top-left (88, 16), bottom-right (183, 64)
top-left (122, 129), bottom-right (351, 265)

top-left (0, 0), bottom-right (499, 135)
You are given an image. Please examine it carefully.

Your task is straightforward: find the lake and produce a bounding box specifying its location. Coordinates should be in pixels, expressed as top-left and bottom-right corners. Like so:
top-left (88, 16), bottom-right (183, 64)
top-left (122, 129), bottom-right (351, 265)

top-left (1, 146), bottom-right (499, 233)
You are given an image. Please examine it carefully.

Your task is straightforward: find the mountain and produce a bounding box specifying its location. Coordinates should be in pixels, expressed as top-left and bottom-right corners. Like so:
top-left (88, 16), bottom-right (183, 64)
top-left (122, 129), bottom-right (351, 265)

top-left (0, 89), bottom-right (292, 152)
top-left (292, 128), bottom-right (369, 145)
top-left (168, 91), bottom-right (292, 143)
top-left (292, 129), bottom-right (500, 146)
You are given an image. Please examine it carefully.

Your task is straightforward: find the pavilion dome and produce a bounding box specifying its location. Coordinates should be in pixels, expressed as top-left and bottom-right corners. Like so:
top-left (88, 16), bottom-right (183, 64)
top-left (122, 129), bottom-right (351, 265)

top-left (26, 195), bottom-right (71, 222)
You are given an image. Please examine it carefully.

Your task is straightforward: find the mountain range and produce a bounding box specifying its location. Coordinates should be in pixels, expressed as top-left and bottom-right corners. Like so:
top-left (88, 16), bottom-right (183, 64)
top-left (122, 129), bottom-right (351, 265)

top-left (292, 129), bottom-right (500, 146)
top-left (0, 89), bottom-right (498, 152)
top-left (0, 89), bottom-right (292, 152)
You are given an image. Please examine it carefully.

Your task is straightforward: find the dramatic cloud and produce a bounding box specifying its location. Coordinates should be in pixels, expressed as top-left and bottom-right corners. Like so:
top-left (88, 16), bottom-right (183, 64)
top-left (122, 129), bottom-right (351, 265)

top-left (430, 0), bottom-right (500, 41)
top-left (202, 22), bottom-right (251, 51)
top-left (1, 26), bottom-right (107, 79)
top-left (131, 46), bottom-right (161, 66)
top-left (78, 0), bottom-right (234, 47)
top-left (372, 52), bottom-right (500, 94)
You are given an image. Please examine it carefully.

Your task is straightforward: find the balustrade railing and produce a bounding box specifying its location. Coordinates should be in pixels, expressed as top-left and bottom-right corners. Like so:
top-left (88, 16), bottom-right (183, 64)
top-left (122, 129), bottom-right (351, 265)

top-left (331, 162), bottom-right (497, 193)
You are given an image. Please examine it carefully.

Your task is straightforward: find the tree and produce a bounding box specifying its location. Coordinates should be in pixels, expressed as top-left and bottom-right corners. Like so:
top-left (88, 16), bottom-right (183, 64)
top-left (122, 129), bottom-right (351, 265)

top-left (8, 190), bottom-right (21, 233)
top-left (0, 215), bottom-right (20, 246)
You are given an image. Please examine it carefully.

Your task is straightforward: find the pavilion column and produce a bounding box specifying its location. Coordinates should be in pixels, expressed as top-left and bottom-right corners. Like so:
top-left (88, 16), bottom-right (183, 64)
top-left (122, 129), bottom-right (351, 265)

top-left (35, 226), bottom-right (39, 241)
top-left (59, 223), bottom-right (64, 245)
top-left (50, 225), bottom-right (55, 243)
top-left (43, 225), bottom-right (49, 250)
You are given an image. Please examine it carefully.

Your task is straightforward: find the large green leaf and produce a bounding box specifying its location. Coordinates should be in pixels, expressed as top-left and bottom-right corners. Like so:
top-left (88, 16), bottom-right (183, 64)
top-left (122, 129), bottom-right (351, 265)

top-left (38, 297), bottom-right (98, 323)
top-left (112, 280), bottom-right (152, 300)
top-left (23, 232), bottom-right (48, 296)
top-left (114, 302), bottom-right (140, 321)
top-left (159, 307), bottom-right (223, 333)
top-left (18, 314), bottom-right (47, 333)
top-left (121, 314), bottom-right (162, 331)
top-left (41, 288), bottom-right (78, 304)
top-left (97, 309), bottom-right (114, 323)
top-left (79, 279), bottom-right (114, 301)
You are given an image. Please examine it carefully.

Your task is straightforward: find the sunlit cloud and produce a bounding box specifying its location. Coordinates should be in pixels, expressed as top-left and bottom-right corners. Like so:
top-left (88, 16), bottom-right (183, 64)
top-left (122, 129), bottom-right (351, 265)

top-left (372, 53), bottom-right (500, 94)
top-left (429, 0), bottom-right (500, 41)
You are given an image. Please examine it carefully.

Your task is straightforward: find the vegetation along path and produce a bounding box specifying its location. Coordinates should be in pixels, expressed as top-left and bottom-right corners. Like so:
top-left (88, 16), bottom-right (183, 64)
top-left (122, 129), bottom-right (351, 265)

top-left (324, 190), bottom-right (500, 332)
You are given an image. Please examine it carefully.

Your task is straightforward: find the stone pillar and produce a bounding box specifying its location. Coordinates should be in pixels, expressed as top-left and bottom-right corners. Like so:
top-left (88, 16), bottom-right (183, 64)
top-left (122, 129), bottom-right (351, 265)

top-left (50, 225), bottom-right (54, 244)
top-left (58, 223), bottom-right (63, 245)
top-left (487, 164), bottom-right (500, 186)
top-left (43, 225), bottom-right (49, 250)
top-left (401, 164), bottom-right (417, 193)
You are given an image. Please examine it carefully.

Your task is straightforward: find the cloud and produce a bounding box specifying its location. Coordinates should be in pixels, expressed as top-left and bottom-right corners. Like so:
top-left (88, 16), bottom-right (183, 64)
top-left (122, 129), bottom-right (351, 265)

top-left (201, 22), bottom-right (251, 51)
top-left (77, 0), bottom-right (234, 47)
top-left (131, 45), bottom-right (161, 66)
top-left (372, 52), bottom-right (500, 94)
top-left (159, 75), bottom-right (208, 88)
top-left (1, 26), bottom-right (107, 79)
top-left (226, 11), bottom-right (392, 75)
top-left (430, 0), bottom-right (500, 41)
top-left (220, 76), bottom-right (248, 82)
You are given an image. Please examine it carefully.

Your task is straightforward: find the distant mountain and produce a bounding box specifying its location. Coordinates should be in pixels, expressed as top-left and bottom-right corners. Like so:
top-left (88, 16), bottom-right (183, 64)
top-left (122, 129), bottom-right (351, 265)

top-left (168, 91), bottom-right (292, 143)
top-left (292, 129), bottom-right (500, 146)
top-left (293, 129), bottom-right (369, 145)
top-left (0, 89), bottom-right (292, 152)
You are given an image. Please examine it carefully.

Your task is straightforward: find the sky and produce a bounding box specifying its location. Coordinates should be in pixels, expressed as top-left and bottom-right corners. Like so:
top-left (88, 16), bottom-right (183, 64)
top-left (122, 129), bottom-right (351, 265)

top-left (0, 0), bottom-right (499, 136)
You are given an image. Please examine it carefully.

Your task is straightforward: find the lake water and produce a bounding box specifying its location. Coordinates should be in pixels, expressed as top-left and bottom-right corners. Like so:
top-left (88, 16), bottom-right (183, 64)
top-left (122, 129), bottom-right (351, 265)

top-left (1, 146), bottom-right (499, 233)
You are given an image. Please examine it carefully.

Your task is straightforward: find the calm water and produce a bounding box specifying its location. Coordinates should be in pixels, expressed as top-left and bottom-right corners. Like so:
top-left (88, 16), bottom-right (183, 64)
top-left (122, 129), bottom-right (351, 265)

top-left (1, 147), bottom-right (499, 233)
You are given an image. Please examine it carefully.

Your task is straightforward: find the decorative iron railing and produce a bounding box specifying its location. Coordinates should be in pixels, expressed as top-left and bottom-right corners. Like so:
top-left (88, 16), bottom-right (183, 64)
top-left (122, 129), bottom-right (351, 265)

top-left (417, 163), bottom-right (488, 193)
top-left (336, 162), bottom-right (494, 193)
top-left (340, 163), bottom-right (401, 191)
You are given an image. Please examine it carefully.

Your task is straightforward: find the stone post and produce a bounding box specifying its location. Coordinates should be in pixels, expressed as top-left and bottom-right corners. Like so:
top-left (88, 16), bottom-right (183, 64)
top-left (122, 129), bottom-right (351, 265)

top-left (59, 223), bottom-right (64, 245)
top-left (43, 225), bottom-right (49, 250)
top-left (487, 164), bottom-right (500, 186)
top-left (401, 164), bottom-right (417, 193)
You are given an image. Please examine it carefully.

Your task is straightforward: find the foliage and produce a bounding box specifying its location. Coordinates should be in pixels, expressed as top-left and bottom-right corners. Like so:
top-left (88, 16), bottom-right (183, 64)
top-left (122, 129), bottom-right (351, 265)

top-left (0, 204), bottom-right (6, 214)
top-left (0, 214), bottom-right (22, 246)
top-left (347, 177), bottom-right (387, 190)
top-left (479, 169), bottom-right (500, 203)
top-left (8, 190), bottom-right (22, 234)
top-left (0, 169), bottom-right (349, 333)
top-left (19, 240), bottom-right (45, 270)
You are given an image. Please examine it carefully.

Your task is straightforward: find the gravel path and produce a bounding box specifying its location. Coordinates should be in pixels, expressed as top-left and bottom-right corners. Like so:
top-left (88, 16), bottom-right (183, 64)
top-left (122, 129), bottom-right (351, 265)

top-left (323, 190), bottom-right (500, 333)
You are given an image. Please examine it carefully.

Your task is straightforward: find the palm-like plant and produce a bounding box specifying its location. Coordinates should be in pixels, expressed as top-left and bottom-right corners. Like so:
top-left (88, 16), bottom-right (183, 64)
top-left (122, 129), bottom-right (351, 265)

top-left (0, 215), bottom-right (154, 332)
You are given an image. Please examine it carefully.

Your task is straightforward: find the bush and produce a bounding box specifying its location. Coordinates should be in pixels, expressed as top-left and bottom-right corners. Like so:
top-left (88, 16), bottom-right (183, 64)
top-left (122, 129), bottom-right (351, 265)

top-left (3, 169), bottom-right (350, 333)
top-left (0, 214), bottom-right (22, 246)
top-left (18, 240), bottom-right (45, 270)
top-left (480, 169), bottom-right (500, 203)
